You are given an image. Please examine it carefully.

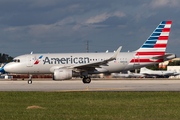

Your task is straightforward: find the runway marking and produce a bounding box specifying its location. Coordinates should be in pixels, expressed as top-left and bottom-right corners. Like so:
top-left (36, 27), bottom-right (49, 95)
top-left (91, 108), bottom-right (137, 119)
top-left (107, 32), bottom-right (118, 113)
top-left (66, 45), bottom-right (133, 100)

top-left (60, 88), bottom-right (132, 92)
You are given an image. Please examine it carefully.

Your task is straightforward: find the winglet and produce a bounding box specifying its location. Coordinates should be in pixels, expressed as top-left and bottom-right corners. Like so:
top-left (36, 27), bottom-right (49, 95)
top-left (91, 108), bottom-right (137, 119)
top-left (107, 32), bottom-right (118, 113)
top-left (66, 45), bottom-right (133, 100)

top-left (107, 46), bottom-right (122, 61)
top-left (111, 46), bottom-right (122, 59)
top-left (73, 46), bottom-right (122, 69)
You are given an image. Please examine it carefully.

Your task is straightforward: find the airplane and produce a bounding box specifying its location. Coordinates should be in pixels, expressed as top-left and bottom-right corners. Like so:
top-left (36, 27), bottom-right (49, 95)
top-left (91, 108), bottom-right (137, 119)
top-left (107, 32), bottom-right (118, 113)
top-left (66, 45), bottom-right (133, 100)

top-left (112, 71), bottom-right (145, 78)
top-left (4, 21), bottom-right (176, 84)
top-left (140, 67), bottom-right (180, 78)
top-left (0, 63), bottom-right (7, 74)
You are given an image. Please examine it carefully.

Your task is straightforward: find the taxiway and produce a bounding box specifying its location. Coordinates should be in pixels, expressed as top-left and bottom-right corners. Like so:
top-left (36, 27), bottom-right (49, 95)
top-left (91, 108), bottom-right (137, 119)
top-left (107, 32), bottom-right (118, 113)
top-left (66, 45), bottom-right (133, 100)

top-left (0, 79), bottom-right (180, 91)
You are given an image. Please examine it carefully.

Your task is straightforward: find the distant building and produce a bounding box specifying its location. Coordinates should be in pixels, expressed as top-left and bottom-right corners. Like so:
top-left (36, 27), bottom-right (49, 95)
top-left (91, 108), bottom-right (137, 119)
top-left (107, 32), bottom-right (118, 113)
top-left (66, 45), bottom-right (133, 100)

top-left (170, 58), bottom-right (180, 62)
top-left (159, 58), bottom-right (180, 68)
top-left (159, 61), bottom-right (169, 68)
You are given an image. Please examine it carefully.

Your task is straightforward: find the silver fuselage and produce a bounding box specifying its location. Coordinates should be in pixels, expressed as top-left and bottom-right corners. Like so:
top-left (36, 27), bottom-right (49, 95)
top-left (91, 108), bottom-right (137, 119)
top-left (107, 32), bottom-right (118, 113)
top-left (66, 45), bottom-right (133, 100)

top-left (4, 52), bottom-right (160, 75)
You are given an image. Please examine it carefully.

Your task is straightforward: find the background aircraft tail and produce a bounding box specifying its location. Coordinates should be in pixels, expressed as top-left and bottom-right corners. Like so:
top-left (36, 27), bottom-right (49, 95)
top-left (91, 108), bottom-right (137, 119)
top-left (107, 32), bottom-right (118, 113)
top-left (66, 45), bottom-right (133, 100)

top-left (133, 21), bottom-right (172, 64)
top-left (140, 67), bottom-right (152, 73)
top-left (0, 63), bottom-right (7, 74)
top-left (127, 71), bottom-right (131, 74)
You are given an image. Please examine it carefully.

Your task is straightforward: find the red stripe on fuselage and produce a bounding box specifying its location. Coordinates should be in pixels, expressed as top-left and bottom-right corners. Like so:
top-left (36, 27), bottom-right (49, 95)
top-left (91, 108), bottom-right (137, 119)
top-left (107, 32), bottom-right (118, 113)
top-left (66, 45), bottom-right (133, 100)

top-left (136, 52), bottom-right (165, 56)
top-left (130, 59), bottom-right (164, 63)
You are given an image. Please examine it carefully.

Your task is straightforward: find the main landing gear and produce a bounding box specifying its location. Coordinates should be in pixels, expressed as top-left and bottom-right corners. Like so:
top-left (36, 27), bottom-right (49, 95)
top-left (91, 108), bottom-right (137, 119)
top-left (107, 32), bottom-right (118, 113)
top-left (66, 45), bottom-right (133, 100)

top-left (82, 76), bottom-right (91, 83)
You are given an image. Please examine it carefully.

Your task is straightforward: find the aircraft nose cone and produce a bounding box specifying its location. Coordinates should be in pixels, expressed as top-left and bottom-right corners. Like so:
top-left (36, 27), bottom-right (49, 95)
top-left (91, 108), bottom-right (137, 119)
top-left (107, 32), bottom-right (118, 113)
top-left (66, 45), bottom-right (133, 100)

top-left (4, 64), bottom-right (11, 72)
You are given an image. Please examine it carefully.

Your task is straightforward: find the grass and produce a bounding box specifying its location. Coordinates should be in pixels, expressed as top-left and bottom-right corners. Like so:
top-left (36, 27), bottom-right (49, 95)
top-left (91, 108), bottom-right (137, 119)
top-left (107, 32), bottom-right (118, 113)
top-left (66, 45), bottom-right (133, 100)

top-left (0, 92), bottom-right (180, 120)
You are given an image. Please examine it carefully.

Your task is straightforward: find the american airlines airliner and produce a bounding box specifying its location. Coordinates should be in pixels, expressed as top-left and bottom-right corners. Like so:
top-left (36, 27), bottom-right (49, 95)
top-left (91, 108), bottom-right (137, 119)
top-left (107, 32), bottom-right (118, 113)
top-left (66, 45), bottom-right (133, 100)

top-left (4, 21), bottom-right (175, 83)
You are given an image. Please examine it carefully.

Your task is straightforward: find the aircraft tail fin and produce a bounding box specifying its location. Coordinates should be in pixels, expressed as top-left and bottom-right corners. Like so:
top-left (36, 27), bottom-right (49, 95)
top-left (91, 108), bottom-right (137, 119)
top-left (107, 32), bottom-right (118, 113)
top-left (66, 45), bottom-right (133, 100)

top-left (0, 63), bottom-right (7, 74)
top-left (140, 67), bottom-right (152, 73)
top-left (136, 21), bottom-right (172, 55)
top-left (131, 21), bottom-right (172, 64)
top-left (127, 71), bottom-right (131, 74)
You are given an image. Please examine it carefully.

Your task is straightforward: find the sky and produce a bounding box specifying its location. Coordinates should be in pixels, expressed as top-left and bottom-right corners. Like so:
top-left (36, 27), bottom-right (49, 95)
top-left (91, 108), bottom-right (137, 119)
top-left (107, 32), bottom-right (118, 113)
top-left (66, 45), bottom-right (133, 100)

top-left (0, 0), bottom-right (180, 58)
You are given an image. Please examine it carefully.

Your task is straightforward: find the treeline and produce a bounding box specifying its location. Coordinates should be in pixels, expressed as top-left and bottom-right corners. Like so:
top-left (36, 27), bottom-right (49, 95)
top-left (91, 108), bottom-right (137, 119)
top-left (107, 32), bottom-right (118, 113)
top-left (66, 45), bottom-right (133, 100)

top-left (146, 64), bottom-right (162, 70)
top-left (131, 60), bottom-right (180, 72)
top-left (131, 64), bottom-right (165, 73)
top-left (168, 61), bottom-right (180, 66)
top-left (0, 53), bottom-right (13, 63)
top-left (147, 60), bottom-right (180, 70)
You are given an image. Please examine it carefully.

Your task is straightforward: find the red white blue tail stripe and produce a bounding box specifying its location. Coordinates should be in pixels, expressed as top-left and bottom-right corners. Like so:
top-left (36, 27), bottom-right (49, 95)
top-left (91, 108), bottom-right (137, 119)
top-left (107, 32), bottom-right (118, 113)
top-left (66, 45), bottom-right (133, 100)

top-left (130, 21), bottom-right (172, 64)
top-left (34, 55), bottom-right (43, 65)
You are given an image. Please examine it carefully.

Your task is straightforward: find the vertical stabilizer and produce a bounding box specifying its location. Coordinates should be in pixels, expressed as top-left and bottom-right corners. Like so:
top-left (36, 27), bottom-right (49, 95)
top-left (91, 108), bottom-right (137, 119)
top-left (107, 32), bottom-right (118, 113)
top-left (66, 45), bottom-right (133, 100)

top-left (140, 67), bottom-right (152, 73)
top-left (127, 71), bottom-right (131, 74)
top-left (137, 21), bottom-right (172, 55)
top-left (131, 21), bottom-right (172, 64)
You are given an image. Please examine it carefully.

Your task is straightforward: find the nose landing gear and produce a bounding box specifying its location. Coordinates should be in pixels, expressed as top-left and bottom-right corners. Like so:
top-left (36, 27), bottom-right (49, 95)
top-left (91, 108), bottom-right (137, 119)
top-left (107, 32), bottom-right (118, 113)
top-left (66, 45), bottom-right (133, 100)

top-left (27, 75), bottom-right (32, 84)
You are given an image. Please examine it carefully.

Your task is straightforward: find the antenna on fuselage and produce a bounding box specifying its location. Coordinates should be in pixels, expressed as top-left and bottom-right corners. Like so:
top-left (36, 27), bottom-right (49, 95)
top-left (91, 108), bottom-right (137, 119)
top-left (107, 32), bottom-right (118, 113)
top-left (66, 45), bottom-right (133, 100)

top-left (30, 51), bottom-right (33, 54)
top-left (87, 41), bottom-right (89, 53)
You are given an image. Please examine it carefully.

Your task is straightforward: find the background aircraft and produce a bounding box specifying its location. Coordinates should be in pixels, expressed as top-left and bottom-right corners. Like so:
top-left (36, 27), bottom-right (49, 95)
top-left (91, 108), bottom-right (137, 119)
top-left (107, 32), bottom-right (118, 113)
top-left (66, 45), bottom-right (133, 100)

top-left (0, 63), bottom-right (7, 75)
top-left (140, 67), bottom-right (180, 78)
top-left (4, 21), bottom-right (175, 84)
top-left (112, 71), bottom-right (145, 78)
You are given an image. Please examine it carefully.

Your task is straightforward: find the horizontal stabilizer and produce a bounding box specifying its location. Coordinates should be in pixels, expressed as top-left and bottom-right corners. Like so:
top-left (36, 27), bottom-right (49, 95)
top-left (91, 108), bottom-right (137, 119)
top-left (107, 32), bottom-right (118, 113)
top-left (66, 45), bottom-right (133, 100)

top-left (150, 53), bottom-right (176, 61)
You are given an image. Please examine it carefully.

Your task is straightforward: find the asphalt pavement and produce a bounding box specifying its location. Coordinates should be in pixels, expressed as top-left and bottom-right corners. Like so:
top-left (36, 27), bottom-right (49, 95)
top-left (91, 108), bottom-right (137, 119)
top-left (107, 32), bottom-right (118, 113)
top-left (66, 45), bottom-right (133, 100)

top-left (0, 79), bottom-right (180, 91)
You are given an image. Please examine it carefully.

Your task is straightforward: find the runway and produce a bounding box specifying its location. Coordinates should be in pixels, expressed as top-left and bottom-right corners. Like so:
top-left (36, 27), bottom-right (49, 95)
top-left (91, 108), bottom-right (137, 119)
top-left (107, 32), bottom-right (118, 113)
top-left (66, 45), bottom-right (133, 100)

top-left (1, 79), bottom-right (180, 91)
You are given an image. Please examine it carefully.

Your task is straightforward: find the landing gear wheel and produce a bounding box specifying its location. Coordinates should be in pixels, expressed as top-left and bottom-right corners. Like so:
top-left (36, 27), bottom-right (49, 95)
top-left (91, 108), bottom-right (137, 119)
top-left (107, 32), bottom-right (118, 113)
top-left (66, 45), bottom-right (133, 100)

top-left (86, 77), bottom-right (91, 83)
top-left (28, 80), bottom-right (32, 84)
top-left (82, 77), bottom-right (91, 84)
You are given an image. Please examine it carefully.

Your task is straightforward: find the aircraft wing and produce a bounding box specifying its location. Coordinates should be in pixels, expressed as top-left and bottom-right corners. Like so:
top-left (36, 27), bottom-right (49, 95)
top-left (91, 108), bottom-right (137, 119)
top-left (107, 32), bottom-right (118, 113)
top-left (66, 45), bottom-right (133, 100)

top-left (70, 46), bottom-right (122, 71)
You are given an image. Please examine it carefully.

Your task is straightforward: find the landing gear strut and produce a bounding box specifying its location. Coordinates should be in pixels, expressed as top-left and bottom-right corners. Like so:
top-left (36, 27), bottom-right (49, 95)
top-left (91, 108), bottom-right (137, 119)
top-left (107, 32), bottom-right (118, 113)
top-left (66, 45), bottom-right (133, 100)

top-left (28, 75), bottom-right (32, 84)
top-left (82, 76), bottom-right (91, 83)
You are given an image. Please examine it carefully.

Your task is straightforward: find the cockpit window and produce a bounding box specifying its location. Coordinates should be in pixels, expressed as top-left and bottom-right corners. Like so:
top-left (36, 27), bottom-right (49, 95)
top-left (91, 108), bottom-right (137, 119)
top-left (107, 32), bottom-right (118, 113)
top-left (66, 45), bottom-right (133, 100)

top-left (12, 59), bottom-right (20, 63)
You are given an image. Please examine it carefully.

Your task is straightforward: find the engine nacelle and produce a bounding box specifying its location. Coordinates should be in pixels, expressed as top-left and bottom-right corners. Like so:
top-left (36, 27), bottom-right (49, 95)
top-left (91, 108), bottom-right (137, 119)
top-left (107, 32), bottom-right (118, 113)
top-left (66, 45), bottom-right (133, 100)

top-left (53, 69), bottom-right (72, 80)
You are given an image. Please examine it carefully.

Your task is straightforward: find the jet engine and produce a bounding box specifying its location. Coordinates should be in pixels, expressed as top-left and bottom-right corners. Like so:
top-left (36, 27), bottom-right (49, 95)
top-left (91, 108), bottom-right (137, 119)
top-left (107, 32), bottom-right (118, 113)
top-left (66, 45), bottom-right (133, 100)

top-left (53, 69), bottom-right (72, 80)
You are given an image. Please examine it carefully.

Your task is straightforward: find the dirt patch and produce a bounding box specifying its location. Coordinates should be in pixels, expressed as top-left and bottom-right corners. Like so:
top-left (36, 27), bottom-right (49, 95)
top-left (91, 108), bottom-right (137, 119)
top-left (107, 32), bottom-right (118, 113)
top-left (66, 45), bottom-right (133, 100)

top-left (26, 105), bottom-right (46, 109)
